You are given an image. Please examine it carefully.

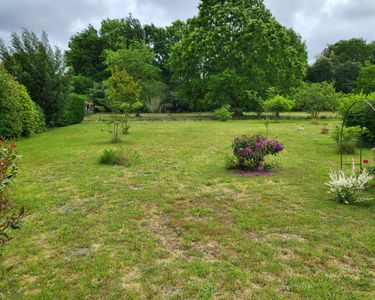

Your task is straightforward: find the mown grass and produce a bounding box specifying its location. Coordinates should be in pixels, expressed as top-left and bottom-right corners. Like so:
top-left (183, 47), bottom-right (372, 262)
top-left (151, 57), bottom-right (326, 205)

top-left (1, 118), bottom-right (374, 299)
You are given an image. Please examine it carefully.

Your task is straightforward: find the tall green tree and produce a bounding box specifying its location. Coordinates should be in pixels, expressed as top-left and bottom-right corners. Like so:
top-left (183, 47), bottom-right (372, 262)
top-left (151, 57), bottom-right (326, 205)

top-left (307, 56), bottom-right (334, 83)
top-left (169, 0), bottom-right (307, 111)
top-left (104, 42), bottom-right (165, 102)
top-left (308, 38), bottom-right (375, 93)
top-left (0, 29), bottom-right (67, 125)
top-left (104, 70), bottom-right (142, 113)
top-left (104, 70), bottom-right (142, 138)
top-left (322, 38), bottom-right (375, 65)
top-left (292, 82), bottom-right (338, 118)
top-left (334, 61), bottom-right (361, 93)
top-left (65, 25), bottom-right (107, 82)
top-left (144, 21), bottom-right (187, 111)
top-left (356, 63), bottom-right (375, 94)
top-left (144, 21), bottom-right (186, 81)
top-left (100, 15), bottom-right (145, 51)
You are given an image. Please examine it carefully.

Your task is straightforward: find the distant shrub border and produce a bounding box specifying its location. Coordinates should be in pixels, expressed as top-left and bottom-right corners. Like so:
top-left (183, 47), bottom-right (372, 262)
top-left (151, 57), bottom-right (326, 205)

top-left (213, 105), bottom-right (234, 122)
top-left (227, 134), bottom-right (284, 172)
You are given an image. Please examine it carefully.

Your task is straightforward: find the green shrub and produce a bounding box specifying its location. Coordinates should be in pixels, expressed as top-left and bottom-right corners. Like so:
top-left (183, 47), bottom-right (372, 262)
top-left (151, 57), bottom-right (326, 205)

top-left (18, 85), bottom-right (37, 137)
top-left (67, 93), bottom-right (86, 124)
top-left (332, 126), bottom-right (364, 154)
top-left (213, 105), bottom-right (234, 121)
top-left (57, 93), bottom-right (86, 126)
top-left (337, 93), bottom-right (375, 145)
top-left (99, 148), bottom-right (140, 167)
top-left (0, 67), bottom-right (45, 138)
top-left (263, 96), bottom-right (294, 118)
top-left (356, 64), bottom-right (375, 94)
top-left (33, 104), bottom-right (47, 134)
top-left (292, 82), bottom-right (338, 118)
top-left (0, 90), bottom-right (22, 139)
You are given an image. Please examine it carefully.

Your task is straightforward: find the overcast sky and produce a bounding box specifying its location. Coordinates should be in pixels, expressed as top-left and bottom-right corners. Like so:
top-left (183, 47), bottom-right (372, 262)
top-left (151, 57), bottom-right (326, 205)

top-left (1, 0), bottom-right (374, 62)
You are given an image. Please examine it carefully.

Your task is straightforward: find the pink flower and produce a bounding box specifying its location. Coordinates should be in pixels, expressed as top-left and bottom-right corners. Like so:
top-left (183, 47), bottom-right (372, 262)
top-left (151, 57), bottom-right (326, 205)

top-left (244, 147), bottom-right (252, 153)
top-left (363, 159), bottom-right (369, 164)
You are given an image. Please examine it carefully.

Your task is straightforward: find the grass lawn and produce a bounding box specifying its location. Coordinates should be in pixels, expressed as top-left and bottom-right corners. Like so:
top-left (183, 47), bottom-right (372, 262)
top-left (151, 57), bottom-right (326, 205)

top-left (1, 119), bottom-right (374, 299)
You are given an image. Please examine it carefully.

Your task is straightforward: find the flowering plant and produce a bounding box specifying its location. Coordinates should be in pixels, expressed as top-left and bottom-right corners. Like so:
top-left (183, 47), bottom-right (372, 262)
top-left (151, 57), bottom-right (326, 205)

top-left (231, 134), bottom-right (284, 170)
top-left (326, 161), bottom-right (373, 204)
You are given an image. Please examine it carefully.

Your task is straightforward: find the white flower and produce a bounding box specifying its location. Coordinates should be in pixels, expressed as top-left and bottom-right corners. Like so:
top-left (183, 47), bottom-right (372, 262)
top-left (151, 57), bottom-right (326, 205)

top-left (326, 160), bottom-right (373, 204)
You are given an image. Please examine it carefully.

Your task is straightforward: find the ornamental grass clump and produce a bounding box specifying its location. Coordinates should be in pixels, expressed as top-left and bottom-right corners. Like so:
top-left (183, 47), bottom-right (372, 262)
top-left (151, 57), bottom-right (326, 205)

top-left (99, 148), bottom-right (140, 167)
top-left (326, 161), bottom-right (373, 204)
top-left (230, 134), bottom-right (284, 171)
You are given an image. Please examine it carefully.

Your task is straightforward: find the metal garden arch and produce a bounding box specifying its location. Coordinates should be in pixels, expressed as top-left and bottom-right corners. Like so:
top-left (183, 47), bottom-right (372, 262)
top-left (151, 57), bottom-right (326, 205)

top-left (340, 100), bottom-right (375, 170)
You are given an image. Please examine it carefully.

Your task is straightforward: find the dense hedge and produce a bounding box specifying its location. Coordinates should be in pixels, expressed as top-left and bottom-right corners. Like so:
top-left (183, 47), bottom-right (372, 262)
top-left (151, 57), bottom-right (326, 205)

top-left (0, 67), bottom-right (46, 138)
top-left (34, 104), bottom-right (47, 134)
top-left (56, 93), bottom-right (86, 126)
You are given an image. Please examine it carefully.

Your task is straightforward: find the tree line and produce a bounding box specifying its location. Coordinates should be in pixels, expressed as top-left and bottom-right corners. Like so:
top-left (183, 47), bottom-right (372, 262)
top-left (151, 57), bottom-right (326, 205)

top-left (1, 0), bottom-right (375, 139)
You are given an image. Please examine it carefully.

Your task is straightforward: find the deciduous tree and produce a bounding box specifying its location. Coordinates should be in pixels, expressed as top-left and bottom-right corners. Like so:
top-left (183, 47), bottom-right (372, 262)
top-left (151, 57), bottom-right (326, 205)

top-left (169, 0), bottom-right (307, 111)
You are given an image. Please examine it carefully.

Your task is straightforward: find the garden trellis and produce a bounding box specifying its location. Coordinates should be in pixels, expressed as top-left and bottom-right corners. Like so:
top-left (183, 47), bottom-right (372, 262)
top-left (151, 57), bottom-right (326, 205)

top-left (340, 100), bottom-right (375, 170)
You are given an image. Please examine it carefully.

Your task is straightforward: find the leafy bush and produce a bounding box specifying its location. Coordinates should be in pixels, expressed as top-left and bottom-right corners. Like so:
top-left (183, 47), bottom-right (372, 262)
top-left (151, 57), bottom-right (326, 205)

top-left (292, 82), bottom-right (338, 118)
top-left (57, 93), bottom-right (86, 126)
top-left (263, 96), bottom-right (294, 118)
top-left (99, 148), bottom-right (140, 167)
top-left (327, 162), bottom-right (373, 204)
top-left (104, 71), bottom-right (143, 138)
top-left (332, 126), bottom-right (364, 154)
top-left (230, 134), bottom-right (284, 171)
top-left (34, 104), bottom-right (47, 134)
top-left (0, 66), bottom-right (46, 138)
top-left (337, 93), bottom-right (375, 145)
top-left (0, 140), bottom-right (24, 245)
top-left (213, 105), bottom-right (234, 122)
top-left (356, 64), bottom-right (375, 94)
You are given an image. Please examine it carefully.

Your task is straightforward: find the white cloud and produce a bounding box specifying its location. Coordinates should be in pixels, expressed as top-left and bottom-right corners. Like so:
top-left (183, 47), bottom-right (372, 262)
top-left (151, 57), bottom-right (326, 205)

top-left (0, 0), bottom-right (374, 63)
top-left (265, 0), bottom-right (375, 62)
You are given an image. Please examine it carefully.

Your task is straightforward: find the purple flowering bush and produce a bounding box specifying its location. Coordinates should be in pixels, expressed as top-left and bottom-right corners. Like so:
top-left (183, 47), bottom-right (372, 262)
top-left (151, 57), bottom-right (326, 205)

top-left (230, 134), bottom-right (284, 170)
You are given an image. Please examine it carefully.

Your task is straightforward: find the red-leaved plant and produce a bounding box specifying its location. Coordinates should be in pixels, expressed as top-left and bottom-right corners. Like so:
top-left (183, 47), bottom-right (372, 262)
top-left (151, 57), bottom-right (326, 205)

top-left (0, 139), bottom-right (24, 246)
